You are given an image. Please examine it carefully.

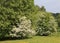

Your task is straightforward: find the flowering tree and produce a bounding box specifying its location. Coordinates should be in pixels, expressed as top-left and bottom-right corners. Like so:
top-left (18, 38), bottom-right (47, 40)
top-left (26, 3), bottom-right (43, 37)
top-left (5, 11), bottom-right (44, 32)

top-left (9, 16), bottom-right (35, 38)
top-left (35, 12), bottom-right (58, 36)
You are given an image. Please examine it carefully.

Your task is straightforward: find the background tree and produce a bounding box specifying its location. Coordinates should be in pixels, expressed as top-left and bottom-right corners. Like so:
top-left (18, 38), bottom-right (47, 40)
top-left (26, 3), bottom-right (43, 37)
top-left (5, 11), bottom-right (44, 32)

top-left (40, 6), bottom-right (46, 11)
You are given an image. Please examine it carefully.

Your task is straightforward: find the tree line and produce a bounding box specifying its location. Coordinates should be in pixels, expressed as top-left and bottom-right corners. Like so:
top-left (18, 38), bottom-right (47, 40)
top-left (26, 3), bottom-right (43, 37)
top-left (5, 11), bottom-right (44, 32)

top-left (0, 0), bottom-right (59, 40)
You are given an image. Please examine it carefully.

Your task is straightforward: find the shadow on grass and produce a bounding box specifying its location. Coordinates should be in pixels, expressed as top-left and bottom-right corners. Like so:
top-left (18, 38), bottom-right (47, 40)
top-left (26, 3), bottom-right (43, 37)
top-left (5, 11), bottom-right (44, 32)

top-left (0, 37), bottom-right (32, 41)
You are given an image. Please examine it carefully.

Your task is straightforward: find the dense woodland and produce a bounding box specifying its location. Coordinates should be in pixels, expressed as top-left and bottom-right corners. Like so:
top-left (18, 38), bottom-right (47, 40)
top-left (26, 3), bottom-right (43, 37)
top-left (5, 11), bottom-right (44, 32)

top-left (0, 0), bottom-right (60, 40)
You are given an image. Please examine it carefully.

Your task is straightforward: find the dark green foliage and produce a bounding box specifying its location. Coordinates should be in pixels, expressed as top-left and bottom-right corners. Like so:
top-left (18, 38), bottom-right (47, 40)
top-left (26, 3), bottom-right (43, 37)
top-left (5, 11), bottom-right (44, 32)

top-left (52, 13), bottom-right (60, 32)
top-left (0, 0), bottom-right (35, 15)
top-left (0, 3), bottom-right (21, 38)
top-left (35, 12), bottom-right (58, 36)
top-left (40, 6), bottom-right (46, 11)
top-left (53, 13), bottom-right (60, 27)
top-left (35, 5), bottom-right (46, 12)
top-left (0, 0), bottom-right (35, 38)
top-left (56, 14), bottom-right (60, 27)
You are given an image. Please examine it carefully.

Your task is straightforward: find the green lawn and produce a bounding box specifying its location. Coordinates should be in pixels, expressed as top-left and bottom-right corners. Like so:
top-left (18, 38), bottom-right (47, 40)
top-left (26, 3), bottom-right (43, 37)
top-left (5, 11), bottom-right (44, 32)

top-left (0, 36), bottom-right (60, 43)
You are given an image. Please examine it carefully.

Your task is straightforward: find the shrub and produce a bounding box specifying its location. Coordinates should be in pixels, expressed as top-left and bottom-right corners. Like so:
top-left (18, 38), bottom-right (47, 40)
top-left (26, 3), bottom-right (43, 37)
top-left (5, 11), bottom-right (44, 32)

top-left (9, 16), bottom-right (35, 38)
top-left (35, 12), bottom-right (58, 36)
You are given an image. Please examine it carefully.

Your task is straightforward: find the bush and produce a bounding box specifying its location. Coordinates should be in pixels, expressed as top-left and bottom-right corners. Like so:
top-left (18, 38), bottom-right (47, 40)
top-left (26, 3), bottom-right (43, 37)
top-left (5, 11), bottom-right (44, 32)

top-left (36, 28), bottom-right (51, 36)
top-left (36, 12), bottom-right (58, 36)
top-left (9, 16), bottom-right (35, 38)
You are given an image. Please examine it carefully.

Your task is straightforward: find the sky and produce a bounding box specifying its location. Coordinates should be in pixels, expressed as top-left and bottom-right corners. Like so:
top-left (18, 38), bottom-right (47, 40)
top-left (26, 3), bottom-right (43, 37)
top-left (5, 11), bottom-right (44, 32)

top-left (34, 0), bottom-right (60, 13)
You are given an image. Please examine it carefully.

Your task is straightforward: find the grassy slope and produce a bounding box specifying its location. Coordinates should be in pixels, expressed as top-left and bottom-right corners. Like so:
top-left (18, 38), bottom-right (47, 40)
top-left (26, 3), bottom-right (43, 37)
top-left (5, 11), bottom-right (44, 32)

top-left (0, 36), bottom-right (60, 43)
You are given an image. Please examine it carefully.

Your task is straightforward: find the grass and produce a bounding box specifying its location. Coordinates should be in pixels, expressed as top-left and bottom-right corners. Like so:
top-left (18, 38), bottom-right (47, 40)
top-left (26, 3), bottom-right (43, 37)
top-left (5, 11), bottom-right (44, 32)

top-left (0, 36), bottom-right (60, 43)
top-left (0, 32), bottom-right (60, 43)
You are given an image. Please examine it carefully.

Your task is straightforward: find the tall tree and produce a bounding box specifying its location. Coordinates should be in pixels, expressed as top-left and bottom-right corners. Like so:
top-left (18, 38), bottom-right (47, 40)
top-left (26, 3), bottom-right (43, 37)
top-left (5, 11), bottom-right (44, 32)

top-left (0, 0), bottom-right (35, 38)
